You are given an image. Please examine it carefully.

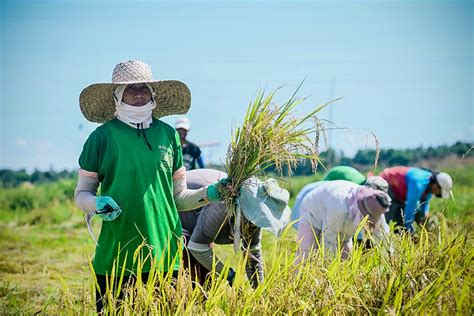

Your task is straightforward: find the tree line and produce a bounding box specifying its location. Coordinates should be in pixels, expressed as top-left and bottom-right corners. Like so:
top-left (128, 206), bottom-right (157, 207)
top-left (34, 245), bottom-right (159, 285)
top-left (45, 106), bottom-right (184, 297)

top-left (0, 169), bottom-right (76, 188)
top-left (0, 141), bottom-right (472, 187)
top-left (266, 141), bottom-right (473, 176)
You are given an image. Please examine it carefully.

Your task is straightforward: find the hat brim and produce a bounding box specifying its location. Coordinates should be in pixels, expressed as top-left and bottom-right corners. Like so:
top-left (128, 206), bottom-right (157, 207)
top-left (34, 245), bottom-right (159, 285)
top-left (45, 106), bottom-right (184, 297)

top-left (175, 123), bottom-right (190, 130)
top-left (441, 189), bottom-right (451, 199)
top-left (79, 80), bottom-right (191, 123)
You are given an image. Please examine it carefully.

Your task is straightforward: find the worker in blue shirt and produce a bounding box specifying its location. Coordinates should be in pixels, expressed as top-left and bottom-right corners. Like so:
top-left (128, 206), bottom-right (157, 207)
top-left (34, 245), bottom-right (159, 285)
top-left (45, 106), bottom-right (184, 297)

top-left (379, 166), bottom-right (453, 233)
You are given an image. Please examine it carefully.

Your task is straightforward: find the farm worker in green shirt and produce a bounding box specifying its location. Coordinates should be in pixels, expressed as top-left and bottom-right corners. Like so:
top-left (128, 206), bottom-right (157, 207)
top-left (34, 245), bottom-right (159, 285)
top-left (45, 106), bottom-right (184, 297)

top-left (74, 60), bottom-right (230, 313)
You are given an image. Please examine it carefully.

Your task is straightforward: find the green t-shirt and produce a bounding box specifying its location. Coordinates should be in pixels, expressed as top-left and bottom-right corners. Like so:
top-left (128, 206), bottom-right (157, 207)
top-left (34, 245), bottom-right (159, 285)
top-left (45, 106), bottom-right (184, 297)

top-left (323, 165), bottom-right (366, 185)
top-left (79, 118), bottom-right (183, 276)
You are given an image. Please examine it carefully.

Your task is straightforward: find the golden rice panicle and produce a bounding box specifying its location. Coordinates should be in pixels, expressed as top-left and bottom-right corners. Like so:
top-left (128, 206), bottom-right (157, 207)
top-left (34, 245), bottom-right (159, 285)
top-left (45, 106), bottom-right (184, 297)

top-left (222, 86), bottom-right (339, 204)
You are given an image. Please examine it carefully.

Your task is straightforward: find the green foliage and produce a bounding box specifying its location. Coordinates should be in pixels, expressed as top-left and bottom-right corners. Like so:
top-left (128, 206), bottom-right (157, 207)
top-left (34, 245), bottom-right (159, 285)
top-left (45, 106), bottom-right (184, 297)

top-left (351, 141), bottom-right (472, 169)
top-left (0, 168), bottom-right (76, 188)
top-left (0, 163), bottom-right (472, 314)
top-left (0, 179), bottom-right (76, 217)
top-left (268, 141), bottom-right (473, 176)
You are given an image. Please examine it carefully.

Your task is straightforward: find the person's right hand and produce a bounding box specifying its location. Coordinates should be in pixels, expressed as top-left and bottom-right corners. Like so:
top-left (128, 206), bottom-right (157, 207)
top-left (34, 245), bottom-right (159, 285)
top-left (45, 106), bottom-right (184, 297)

top-left (95, 196), bottom-right (122, 221)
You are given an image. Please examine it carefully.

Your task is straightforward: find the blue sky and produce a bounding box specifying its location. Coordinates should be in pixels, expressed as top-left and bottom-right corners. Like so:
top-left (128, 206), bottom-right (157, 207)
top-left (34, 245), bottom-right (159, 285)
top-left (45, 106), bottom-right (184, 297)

top-left (1, 0), bottom-right (472, 171)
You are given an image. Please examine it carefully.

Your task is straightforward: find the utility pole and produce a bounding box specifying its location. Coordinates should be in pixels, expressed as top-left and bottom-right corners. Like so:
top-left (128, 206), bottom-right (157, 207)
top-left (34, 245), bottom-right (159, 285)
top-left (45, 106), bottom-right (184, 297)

top-left (198, 141), bottom-right (221, 165)
top-left (328, 78), bottom-right (336, 149)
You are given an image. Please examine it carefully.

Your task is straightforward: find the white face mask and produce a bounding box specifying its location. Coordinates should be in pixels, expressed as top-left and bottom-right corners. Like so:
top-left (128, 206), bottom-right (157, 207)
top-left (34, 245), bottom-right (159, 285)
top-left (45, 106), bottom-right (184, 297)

top-left (113, 84), bottom-right (156, 127)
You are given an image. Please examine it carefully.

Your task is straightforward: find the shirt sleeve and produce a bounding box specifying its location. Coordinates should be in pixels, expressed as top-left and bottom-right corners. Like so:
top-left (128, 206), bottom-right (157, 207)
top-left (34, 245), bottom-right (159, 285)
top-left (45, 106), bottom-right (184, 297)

top-left (197, 156), bottom-right (205, 168)
top-left (291, 193), bottom-right (304, 227)
top-left (78, 129), bottom-right (101, 173)
top-left (173, 131), bottom-right (184, 173)
top-left (190, 203), bottom-right (229, 244)
top-left (193, 144), bottom-right (202, 158)
top-left (405, 178), bottom-right (427, 232)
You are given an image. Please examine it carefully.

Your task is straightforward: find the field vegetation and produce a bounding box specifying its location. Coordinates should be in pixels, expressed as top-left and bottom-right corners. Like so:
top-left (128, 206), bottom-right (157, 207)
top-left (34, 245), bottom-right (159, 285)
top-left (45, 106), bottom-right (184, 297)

top-left (0, 160), bottom-right (472, 314)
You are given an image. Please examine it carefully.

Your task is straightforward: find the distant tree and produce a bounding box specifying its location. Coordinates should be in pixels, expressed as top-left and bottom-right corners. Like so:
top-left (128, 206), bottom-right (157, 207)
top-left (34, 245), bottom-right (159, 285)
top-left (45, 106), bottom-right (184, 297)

top-left (0, 142), bottom-right (470, 187)
top-left (353, 149), bottom-right (377, 165)
top-left (15, 169), bottom-right (30, 183)
top-left (319, 148), bottom-right (339, 167)
top-left (0, 169), bottom-right (17, 187)
top-left (387, 152), bottom-right (410, 166)
top-left (30, 169), bottom-right (47, 184)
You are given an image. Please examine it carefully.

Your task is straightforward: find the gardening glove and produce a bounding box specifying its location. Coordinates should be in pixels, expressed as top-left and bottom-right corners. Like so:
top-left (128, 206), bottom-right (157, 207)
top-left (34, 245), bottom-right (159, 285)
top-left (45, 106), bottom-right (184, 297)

top-left (207, 177), bottom-right (233, 202)
top-left (96, 196), bottom-right (122, 221)
top-left (226, 267), bottom-right (236, 286)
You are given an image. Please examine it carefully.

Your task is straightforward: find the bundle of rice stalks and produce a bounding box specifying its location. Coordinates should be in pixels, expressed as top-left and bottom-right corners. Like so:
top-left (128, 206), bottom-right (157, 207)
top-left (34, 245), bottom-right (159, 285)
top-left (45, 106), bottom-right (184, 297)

top-left (221, 84), bottom-right (339, 209)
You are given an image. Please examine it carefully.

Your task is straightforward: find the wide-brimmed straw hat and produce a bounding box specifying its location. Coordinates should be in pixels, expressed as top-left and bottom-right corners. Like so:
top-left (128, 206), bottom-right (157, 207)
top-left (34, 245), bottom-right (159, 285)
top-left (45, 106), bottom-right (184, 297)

top-left (79, 60), bottom-right (191, 123)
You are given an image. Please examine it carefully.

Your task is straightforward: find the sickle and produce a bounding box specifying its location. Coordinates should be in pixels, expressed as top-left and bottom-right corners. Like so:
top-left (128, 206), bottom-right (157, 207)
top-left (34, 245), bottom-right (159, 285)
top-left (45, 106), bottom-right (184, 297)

top-left (85, 210), bottom-right (99, 247)
top-left (84, 204), bottom-right (115, 247)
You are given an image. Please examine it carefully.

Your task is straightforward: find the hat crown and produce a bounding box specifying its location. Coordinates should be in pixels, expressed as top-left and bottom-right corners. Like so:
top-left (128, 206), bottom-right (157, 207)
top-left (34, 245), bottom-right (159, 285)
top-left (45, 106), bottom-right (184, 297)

top-left (112, 60), bottom-right (153, 83)
top-left (237, 177), bottom-right (291, 236)
top-left (371, 192), bottom-right (391, 215)
top-left (365, 176), bottom-right (389, 192)
top-left (175, 117), bottom-right (191, 130)
top-left (80, 60), bottom-right (191, 123)
top-left (356, 186), bottom-right (391, 217)
top-left (436, 172), bottom-right (452, 189)
top-left (436, 172), bottom-right (453, 198)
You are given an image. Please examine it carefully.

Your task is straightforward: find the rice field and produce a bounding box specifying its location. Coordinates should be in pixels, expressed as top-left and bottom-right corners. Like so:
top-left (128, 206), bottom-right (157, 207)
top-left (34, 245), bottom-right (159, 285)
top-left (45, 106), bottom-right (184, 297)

top-left (0, 161), bottom-right (472, 314)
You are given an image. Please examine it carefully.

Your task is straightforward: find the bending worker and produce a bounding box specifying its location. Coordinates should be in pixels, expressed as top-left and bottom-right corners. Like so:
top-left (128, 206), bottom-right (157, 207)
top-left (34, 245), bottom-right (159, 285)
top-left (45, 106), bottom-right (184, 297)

top-left (379, 166), bottom-right (453, 233)
top-left (292, 165), bottom-right (388, 229)
top-left (295, 180), bottom-right (391, 263)
top-left (323, 165), bottom-right (372, 185)
top-left (179, 168), bottom-right (291, 288)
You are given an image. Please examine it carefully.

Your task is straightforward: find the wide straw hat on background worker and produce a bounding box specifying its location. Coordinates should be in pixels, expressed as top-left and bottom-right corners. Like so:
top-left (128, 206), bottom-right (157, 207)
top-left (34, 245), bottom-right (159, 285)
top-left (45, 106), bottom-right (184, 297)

top-left (79, 60), bottom-right (191, 123)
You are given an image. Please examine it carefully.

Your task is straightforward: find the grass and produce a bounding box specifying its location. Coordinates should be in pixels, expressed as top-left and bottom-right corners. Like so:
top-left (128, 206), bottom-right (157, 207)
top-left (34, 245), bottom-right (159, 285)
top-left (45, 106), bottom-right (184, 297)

top-left (0, 161), bottom-right (473, 314)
